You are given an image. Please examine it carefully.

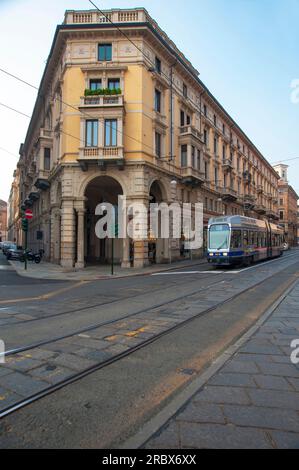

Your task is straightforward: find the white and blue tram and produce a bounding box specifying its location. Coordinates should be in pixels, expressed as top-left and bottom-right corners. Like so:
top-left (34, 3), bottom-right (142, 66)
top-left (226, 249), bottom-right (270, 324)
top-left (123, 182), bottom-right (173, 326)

top-left (207, 216), bottom-right (284, 266)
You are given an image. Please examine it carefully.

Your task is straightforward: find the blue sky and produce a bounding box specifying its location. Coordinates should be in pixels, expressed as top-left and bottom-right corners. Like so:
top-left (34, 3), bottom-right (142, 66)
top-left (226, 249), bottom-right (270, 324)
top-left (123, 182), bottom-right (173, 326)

top-left (0, 0), bottom-right (298, 202)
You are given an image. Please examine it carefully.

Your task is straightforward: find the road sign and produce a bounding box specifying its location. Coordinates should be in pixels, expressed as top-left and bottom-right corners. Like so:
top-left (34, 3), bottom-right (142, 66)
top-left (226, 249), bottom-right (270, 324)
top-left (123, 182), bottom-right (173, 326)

top-left (25, 209), bottom-right (33, 219)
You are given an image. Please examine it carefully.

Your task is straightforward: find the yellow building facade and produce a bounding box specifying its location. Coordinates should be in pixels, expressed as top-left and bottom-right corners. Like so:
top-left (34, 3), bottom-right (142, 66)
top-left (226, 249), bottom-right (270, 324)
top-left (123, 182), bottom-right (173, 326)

top-left (16, 8), bottom-right (280, 268)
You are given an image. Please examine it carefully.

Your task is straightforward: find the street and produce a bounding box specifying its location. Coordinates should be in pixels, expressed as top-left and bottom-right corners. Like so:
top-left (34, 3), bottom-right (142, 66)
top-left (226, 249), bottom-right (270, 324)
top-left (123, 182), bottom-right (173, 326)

top-left (0, 250), bottom-right (298, 448)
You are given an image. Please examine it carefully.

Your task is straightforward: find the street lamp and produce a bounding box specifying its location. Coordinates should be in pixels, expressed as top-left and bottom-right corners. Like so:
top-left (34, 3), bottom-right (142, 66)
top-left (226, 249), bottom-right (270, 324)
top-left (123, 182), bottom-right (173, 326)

top-left (170, 179), bottom-right (177, 189)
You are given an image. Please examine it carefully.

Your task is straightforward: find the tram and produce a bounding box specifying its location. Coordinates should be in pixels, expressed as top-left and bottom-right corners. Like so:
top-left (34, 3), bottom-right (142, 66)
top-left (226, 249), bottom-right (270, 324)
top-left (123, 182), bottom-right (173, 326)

top-left (207, 215), bottom-right (284, 266)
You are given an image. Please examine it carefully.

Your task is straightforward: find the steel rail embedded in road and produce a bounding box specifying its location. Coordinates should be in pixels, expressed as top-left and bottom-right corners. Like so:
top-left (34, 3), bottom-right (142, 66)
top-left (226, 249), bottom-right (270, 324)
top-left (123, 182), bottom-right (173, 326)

top-left (0, 255), bottom-right (298, 420)
top-left (0, 269), bottom-right (219, 327)
top-left (0, 252), bottom-right (295, 329)
top-left (4, 276), bottom-right (224, 356)
top-left (3, 252), bottom-right (297, 356)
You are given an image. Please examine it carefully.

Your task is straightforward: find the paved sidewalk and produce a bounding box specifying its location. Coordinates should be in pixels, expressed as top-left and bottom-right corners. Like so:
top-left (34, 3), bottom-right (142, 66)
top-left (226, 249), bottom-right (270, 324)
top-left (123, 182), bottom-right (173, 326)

top-left (145, 281), bottom-right (299, 449)
top-left (8, 257), bottom-right (206, 281)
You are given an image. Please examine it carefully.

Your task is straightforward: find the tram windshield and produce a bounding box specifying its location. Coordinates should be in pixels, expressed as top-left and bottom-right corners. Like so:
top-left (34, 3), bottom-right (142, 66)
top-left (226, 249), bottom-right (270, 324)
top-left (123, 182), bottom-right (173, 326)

top-left (209, 224), bottom-right (230, 250)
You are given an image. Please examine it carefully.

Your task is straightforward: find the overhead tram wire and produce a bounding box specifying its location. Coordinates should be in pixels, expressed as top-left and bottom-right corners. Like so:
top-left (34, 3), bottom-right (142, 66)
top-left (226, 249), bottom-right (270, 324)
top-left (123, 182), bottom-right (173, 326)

top-left (1, 71), bottom-right (299, 168)
top-left (0, 101), bottom-right (89, 149)
top-left (0, 102), bottom-right (31, 119)
top-left (0, 146), bottom-right (21, 159)
top-left (0, 68), bottom-right (161, 158)
top-left (271, 156), bottom-right (299, 164)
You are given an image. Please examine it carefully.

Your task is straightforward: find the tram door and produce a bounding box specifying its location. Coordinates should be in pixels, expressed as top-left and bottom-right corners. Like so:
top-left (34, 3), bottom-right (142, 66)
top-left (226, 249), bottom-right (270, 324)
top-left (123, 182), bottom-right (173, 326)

top-left (267, 225), bottom-right (272, 258)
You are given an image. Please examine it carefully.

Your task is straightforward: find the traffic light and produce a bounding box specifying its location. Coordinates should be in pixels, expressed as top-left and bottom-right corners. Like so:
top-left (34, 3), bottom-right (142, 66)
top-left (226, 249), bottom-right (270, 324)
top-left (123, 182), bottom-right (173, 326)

top-left (22, 218), bottom-right (28, 232)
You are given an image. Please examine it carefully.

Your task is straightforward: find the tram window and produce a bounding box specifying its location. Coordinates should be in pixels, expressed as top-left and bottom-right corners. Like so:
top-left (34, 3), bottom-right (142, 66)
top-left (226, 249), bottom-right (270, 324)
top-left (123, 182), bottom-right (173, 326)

top-left (275, 234), bottom-right (279, 246)
top-left (231, 230), bottom-right (242, 249)
top-left (257, 233), bottom-right (261, 248)
top-left (249, 231), bottom-right (255, 245)
top-left (243, 230), bottom-right (248, 246)
top-left (209, 224), bottom-right (230, 250)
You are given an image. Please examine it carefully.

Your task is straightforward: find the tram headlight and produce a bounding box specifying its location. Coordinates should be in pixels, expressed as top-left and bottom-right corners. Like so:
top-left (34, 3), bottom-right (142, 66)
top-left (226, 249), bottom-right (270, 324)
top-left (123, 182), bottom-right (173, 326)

top-left (209, 253), bottom-right (213, 256)
top-left (223, 253), bottom-right (228, 256)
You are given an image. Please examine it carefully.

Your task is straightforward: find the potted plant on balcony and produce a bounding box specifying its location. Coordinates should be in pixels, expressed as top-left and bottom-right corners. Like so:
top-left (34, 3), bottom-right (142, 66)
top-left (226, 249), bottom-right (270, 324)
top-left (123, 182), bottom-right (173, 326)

top-left (84, 87), bottom-right (122, 97)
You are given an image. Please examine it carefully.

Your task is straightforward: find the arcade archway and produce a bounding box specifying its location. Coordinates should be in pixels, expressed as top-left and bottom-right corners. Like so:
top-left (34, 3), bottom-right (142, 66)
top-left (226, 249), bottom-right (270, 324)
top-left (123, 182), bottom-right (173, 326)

top-left (84, 176), bottom-right (123, 265)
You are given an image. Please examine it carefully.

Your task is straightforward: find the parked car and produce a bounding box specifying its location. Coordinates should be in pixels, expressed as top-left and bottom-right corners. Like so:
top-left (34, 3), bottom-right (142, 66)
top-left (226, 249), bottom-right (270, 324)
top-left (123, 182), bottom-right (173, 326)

top-left (2, 242), bottom-right (17, 255)
top-left (6, 246), bottom-right (24, 261)
top-left (1, 241), bottom-right (10, 252)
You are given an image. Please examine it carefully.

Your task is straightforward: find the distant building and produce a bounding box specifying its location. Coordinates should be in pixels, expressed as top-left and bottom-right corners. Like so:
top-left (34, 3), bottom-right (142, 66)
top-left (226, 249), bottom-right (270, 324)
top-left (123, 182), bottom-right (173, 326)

top-left (7, 168), bottom-right (21, 245)
top-left (0, 200), bottom-right (8, 242)
top-left (273, 164), bottom-right (298, 247)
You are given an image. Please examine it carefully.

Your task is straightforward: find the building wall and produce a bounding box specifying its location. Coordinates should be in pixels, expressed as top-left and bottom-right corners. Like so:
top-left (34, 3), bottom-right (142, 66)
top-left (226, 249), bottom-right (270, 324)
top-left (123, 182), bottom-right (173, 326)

top-left (0, 200), bottom-right (7, 242)
top-left (12, 8), bottom-right (281, 267)
top-left (277, 181), bottom-right (299, 247)
top-left (7, 168), bottom-right (22, 245)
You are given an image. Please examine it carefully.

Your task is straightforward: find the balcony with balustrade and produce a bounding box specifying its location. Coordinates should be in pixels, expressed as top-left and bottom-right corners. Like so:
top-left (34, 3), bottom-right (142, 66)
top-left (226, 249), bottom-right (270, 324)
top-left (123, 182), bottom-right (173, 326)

top-left (222, 158), bottom-right (234, 171)
top-left (39, 128), bottom-right (53, 140)
top-left (179, 125), bottom-right (203, 145)
top-left (78, 146), bottom-right (124, 170)
top-left (79, 94), bottom-right (124, 109)
top-left (257, 184), bottom-right (263, 194)
top-left (217, 185), bottom-right (238, 202)
top-left (180, 166), bottom-right (205, 188)
top-left (255, 204), bottom-right (267, 215)
top-left (266, 209), bottom-right (279, 221)
top-left (243, 194), bottom-right (256, 211)
top-left (63, 8), bottom-right (199, 77)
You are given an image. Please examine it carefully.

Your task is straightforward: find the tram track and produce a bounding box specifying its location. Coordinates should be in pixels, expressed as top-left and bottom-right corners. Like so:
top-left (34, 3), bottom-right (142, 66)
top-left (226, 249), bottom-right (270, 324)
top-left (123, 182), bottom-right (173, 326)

top-left (4, 275), bottom-right (226, 356)
top-left (1, 253), bottom-right (296, 353)
top-left (0, 254), bottom-right (298, 420)
top-left (0, 268), bottom-right (217, 327)
top-left (0, 252), bottom-right (295, 329)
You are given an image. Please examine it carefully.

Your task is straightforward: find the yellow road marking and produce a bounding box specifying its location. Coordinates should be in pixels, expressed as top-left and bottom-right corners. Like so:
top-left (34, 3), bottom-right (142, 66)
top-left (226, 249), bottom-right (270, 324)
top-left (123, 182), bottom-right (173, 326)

top-left (105, 335), bottom-right (117, 341)
top-left (0, 281), bottom-right (88, 305)
top-left (125, 327), bottom-right (147, 337)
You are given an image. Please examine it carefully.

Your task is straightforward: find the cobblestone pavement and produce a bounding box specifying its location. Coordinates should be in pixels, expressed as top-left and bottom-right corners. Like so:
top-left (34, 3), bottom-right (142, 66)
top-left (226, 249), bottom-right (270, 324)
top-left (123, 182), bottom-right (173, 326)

top-left (145, 281), bottom-right (299, 449)
top-left (0, 253), bottom-right (298, 416)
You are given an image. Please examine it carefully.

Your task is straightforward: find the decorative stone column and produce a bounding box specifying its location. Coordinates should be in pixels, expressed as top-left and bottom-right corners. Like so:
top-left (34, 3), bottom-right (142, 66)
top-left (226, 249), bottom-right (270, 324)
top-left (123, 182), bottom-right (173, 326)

top-left (50, 206), bottom-right (61, 264)
top-left (121, 236), bottom-right (131, 268)
top-left (129, 197), bottom-right (149, 268)
top-left (75, 208), bottom-right (85, 269)
top-left (133, 240), bottom-right (149, 268)
top-left (60, 199), bottom-right (76, 268)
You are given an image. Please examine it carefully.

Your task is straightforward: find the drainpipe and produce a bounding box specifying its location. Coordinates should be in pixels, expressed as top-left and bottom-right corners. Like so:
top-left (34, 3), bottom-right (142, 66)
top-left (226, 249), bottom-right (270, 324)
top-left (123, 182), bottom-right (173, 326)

top-left (169, 60), bottom-right (177, 161)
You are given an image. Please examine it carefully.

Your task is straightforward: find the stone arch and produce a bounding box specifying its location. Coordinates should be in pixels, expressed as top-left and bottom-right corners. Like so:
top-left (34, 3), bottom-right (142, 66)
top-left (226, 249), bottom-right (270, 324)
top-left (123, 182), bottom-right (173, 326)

top-left (149, 177), bottom-right (169, 203)
top-left (78, 171), bottom-right (127, 200)
top-left (148, 178), bottom-right (171, 264)
top-left (82, 175), bottom-right (124, 265)
top-left (51, 179), bottom-right (62, 206)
